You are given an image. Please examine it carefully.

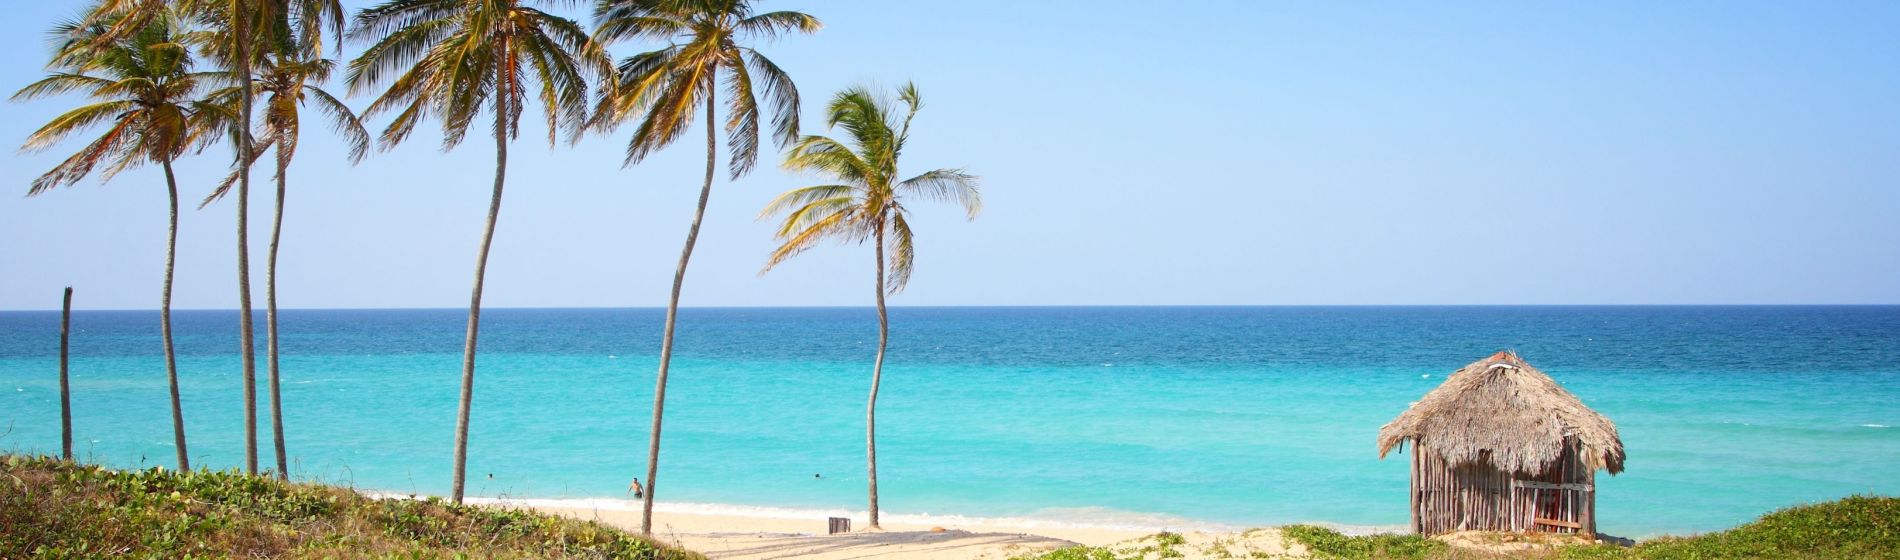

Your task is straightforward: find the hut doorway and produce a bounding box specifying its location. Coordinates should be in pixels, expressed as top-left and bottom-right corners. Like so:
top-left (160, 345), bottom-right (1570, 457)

top-left (1511, 438), bottom-right (1594, 534)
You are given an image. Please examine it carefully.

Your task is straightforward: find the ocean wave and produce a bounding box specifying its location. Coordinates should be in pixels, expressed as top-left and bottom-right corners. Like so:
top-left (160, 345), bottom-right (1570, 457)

top-left (363, 494), bottom-right (1405, 535)
top-left (1863, 424), bottom-right (1890, 428)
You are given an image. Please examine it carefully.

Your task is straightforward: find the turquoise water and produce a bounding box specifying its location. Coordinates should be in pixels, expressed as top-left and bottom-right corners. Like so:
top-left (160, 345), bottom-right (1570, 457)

top-left (1, 306), bottom-right (1896, 537)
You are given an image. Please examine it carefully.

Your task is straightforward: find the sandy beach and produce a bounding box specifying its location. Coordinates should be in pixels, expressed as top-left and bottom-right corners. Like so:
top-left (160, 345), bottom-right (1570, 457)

top-left (523, 503), bottom-right (1300, 559)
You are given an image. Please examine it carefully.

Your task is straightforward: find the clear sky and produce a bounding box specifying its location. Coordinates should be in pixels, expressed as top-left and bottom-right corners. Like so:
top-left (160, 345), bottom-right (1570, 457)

top-left (3, 1), bottom-right (1897, 310)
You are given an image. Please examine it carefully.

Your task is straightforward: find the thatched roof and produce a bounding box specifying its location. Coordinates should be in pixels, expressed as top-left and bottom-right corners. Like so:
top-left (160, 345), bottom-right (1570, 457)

top-left (1377, 351), bottom-right (1625, 475)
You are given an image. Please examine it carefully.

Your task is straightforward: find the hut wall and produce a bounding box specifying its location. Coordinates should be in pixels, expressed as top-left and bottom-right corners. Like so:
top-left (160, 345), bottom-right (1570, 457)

top-left (1412, 439), bottom-right (1595, 535)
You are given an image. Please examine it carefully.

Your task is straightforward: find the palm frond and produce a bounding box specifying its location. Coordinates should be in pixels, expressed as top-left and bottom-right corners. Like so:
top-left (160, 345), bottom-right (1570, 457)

top-left (734, 10), bottom-right (820, 40)
top-left (758, 184), bottom-right (853, 219)
top-left (27, 117), bottom-right (135, 196)
top-left (886, 210), bottom-right (915, 293)
top-left (742, 48), bottom-right (799, 150)
top-left (304, 84), bottom-right (371, 163)
top-left (898, 168), bottom-right (982, 219)
top-left (588, 45), bottom-right (678, 133)
top-left (761, 201), bottom-right (857, 273)
top-left (783, 134), bottom-right (873, 183)
top-left (621, 63), bottom-right (710, 166)
top-left (722, 44), bottom-right (761, 178)
top-left (12, 74), bottom-right (120, 102)
top-left (19, 100), bottom-right (138, 153)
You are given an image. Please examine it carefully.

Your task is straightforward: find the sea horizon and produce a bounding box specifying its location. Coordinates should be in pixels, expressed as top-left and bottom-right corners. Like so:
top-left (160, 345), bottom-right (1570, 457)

top-left (3, 305), bottom-right (1896, 538)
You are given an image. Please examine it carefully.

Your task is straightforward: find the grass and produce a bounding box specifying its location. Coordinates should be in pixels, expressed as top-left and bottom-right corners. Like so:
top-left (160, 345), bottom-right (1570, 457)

top-left (0, 454), bottom-right (704, 559)
top-left (1009, 531), bottom-right (1199, 560)
top-left (1014, 496), bottom-right (1900, 560)
top-left (1572, 494), bottom-right (1900, 560)
top-left (1281, 525), bottom-right (1448, 559)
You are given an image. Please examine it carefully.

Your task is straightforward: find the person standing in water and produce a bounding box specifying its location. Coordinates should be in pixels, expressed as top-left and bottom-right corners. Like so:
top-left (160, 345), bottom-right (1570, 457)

top-left (628, 477), bottom-right (644, 499)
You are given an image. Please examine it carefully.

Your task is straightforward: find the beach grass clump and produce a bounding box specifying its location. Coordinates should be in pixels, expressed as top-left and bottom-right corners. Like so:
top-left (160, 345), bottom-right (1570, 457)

top-left (1283, 524), bottom-right (1449, 559)
top-left (1011, 531), bottom-right (1194, 560)
top-left (1022, 545), bottom-right (1123, 560)
top-left (0, 455), bottom-right (702, 559)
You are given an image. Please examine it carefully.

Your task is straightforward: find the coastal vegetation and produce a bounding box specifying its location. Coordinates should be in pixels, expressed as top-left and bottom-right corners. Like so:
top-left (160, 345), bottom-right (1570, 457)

top-left (584, 0), bottom-right (818, 534)
top-left (1010, 496), bottom-right (1900, 559)
top-left (758, 82), bottom-right (982, 529)
top-left (0, 454), bottom-right (700, 559)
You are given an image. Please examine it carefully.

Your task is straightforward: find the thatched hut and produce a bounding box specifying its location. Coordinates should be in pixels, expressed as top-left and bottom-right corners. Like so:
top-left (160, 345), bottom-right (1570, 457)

top-left (1377, 351), bottom-right (1624, 536)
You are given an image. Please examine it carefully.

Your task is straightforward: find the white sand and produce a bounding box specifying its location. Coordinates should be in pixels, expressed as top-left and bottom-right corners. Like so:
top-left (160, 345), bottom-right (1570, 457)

top-left (526, 505), bottom-right (1303, 559)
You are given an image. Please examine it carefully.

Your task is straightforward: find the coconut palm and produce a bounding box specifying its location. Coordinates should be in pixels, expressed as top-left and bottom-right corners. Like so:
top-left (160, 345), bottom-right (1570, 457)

top-left (96, 0), bottom-right (281, 476)
top-left (15, 6), bottom-right (231, 472)
top-left (589, 0), bottom-right (818, 533)
top-left (215, 0), bottom-right (271, 478)
top-left (759, 83), bottom-right (980, 529)
top-left (200, 0), bottom-right (362, 480)
top-left (347, 0), bottom-right (608, 504)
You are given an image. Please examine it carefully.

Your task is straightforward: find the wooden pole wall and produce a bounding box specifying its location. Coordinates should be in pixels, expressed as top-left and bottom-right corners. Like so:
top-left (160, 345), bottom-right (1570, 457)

top-left (1410, 438), bottom-right (1600, 536)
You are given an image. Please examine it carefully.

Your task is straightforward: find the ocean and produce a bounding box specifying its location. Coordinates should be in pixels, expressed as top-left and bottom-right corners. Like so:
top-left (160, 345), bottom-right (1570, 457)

top-left (0, 306), bottom-right (1895, 537)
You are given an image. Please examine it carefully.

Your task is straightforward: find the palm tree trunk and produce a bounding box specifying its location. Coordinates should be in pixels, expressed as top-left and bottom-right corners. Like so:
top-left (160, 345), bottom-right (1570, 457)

top-left (450, 66), bottom-right (511, 506)
top-left (867, 221), bottom-right (889, 529)
top-left (267, 149), bottom-right (289, 480)
top-left (231, 3), bottom-right (260, 476)
top-left (162, 159), bottom-right (188, 471)
top-left (59, 286), bottom-right (72, 461)
top-left (642, 90), bottom-right (717, 535)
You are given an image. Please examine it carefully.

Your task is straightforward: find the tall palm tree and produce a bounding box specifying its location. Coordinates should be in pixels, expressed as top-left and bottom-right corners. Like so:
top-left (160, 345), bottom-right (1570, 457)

top-left (219, 0), bottom-right (270, 478)
top-left (98, 0), bottom-right (279, 475)
top-left (15, 6), bottom-right (231, 472)
top-left (759, 83), bottom-right (980, 529)
top-left (347, 0), bottom-right (608, 504)
top-left (201, 0), bottom-right (362, 481)
top-left (589, 0), bottom-right (817, 534)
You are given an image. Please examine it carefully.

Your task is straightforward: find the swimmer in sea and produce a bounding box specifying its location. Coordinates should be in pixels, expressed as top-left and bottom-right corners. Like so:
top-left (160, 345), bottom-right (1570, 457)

top-left (628, 477), bottom-right (644, 499)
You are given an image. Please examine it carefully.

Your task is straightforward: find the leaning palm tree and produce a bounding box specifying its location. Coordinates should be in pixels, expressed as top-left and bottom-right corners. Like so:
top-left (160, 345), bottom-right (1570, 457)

top-left (347, 0), bottom-right (608, 505)
top-left (589, 0), bottom-right (818, 534)
top-left (201, 0), bottom-right (363, 480)
top-left (759, 83), bottom-right (980, 529)
top-left (15, 6), bottom-right (230, 472)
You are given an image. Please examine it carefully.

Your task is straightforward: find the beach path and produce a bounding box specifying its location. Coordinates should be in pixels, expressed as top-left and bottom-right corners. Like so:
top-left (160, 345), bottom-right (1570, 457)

top-left (527, 505), bottom-right (1179, 559)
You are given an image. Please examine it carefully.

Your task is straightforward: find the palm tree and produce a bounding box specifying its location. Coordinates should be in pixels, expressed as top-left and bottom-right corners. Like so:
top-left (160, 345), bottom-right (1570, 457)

top-left (589, 0), bottom-right (818, 534)
top-left (347, 0), bottom-right (608, 505)
top-left (97, 0), bottom-right (279, 476)
top-left (759, 83), bottom-right (980, 529)
top-left (218, 0), bottom-right (270, 478)
top-left (200, 0), bottom-right (362, 480)
top-left (15, 6), bottom-right (231, 472)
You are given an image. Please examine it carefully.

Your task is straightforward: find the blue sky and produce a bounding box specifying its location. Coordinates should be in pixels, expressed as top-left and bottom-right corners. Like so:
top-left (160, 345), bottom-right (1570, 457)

top-left (3, 1), bottom-right (1897, 310)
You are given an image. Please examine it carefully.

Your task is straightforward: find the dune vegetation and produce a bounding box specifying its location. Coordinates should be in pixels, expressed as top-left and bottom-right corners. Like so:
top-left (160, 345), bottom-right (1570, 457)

top-left (0, 455), bottom-right (702, 559)
top-left (1011, 495), bottom-right (1899, 560)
